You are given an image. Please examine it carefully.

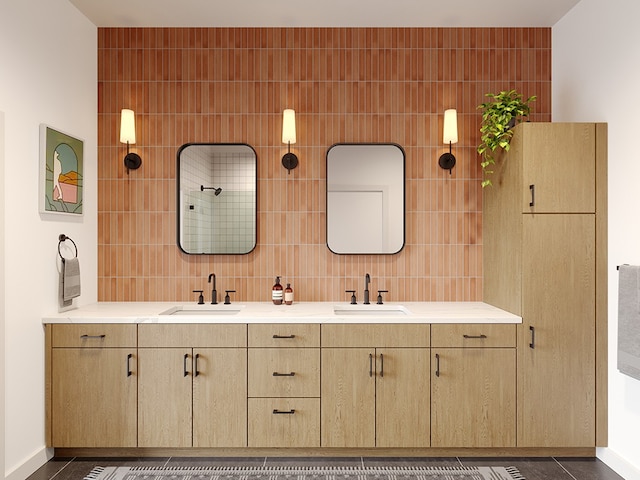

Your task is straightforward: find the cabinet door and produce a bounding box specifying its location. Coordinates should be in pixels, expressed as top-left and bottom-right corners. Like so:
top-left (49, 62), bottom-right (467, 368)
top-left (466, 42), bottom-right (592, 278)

top-left (138, 348), bottom-right (193, 447)
top-left (193, 348), bottom-right (247, 447)
top-left (431, 348), bottom-right (516, 447)
top-left (321, 348), bottom-right (375, 447)
top-left (520, 214), bottom-right (596, 447)
top-left (521, 123), bottom-right (596, 213)
top-left (51, 348), bottom-right (136, 447)
top-left (376, 348), bottom-right (430, 447)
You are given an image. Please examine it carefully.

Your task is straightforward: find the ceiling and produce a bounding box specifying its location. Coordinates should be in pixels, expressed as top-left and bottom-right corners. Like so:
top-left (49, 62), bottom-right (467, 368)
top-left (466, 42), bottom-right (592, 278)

top-left (69, 0), bottom-right (582, 28)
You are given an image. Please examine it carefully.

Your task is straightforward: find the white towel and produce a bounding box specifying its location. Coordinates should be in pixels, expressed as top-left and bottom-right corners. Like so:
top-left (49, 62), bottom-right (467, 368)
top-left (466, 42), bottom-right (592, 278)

top-left (618, 265), bottom-right (640, 381)
top-left (62, 257), bottom-right (81, 301)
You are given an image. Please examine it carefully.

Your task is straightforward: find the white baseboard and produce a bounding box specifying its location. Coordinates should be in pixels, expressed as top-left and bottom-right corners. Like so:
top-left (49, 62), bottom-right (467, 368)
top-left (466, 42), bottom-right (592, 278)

top-left (5, 447), bottom-right (53, 480)
top-left (598, 447), bottom-right (640, 480)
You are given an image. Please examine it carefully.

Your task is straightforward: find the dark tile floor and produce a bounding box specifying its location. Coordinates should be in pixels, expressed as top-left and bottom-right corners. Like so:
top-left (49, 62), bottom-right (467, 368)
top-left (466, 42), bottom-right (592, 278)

top-left (26, 456), bottom-right (626, 480)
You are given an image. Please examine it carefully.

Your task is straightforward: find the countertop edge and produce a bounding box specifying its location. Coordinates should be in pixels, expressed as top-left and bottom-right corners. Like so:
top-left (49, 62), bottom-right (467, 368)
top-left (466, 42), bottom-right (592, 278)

top-left (42, 301), bottom-right (522, 324)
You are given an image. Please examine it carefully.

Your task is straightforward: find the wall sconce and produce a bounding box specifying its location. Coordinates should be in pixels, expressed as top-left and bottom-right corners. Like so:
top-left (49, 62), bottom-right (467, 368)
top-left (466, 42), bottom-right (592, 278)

top-left (281, 108), bottom-right (298, 174)
top-left (120, 108), bottom-right (142, 174)
top-left (438, 108), bottom-right (458, 174)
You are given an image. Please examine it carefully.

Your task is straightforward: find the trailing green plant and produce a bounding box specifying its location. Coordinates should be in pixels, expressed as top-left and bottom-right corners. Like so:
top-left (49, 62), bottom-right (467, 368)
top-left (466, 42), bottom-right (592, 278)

top-left (477, 89), bottom-right (536, 187)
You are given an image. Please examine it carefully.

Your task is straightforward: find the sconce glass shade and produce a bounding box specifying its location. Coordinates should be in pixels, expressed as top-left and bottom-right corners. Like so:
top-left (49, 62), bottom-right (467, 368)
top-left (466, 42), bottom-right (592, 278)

top-left (120, 109), bottom-right (136, 144)
top-left (439, 108), bottom-right (457, 174)
top-left (120, 108), bottom-right (141, 173)
top-left (282, 109), bottom-right (297, 144)
top-left (443, 108), bottom-right (458, 144)
top-left (281, 109), bottom-right (298, 174)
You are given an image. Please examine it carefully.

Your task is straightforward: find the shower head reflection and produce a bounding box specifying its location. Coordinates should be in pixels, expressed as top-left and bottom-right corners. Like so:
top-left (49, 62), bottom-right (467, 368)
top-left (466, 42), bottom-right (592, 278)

top-left (200, 185), bottom-right (223, 196)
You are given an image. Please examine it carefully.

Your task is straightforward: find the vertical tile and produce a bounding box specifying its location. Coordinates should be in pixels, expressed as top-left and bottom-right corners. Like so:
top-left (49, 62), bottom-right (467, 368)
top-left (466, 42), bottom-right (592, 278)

top-left (98, 26), bottom-right (550, 303)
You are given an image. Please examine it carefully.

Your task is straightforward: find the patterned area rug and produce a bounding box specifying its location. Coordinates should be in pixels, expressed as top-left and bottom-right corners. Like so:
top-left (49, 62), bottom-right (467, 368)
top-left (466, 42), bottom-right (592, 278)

top-left (84, 466), bottom-right (525, 480)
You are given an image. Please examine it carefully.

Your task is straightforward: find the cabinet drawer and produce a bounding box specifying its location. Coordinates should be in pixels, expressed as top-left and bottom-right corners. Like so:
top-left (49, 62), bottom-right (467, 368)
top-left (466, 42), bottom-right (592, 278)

top-left (248, 348), bottom-right (319, 397)
top-left (51, 324), bottom-right (137, 348)
top-left (321, 324), bottom-right (430, 347)
top-left (248, 398), bottom-right (320, 447)
top-left (431, 324), bottom-right (516, 348)
top-left (138, 324), bottom-right (246, 347)
top-left (248, 323), bottom-right (319, 347)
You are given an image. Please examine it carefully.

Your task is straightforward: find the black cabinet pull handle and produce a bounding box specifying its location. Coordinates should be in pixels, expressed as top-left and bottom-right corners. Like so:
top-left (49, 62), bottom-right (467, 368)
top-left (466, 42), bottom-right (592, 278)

top-left (272, 372), bottom-right (295, 377)
top-left (380, 353), bottom-right (384, 378)
top-left (529, 325), bottom-right (535, 349)
top-left (369, 353), bottom-right (373, 377)
top-left (183, 353), bottom-right (189, 377)
top-left (463, 334), bottom-right (487, 339)
top-left (194, 353), bottom-right (200, 377)
top-left (435, 353), bottom-right (440, 377)
top-left (80, 334), bottom-right (105, 339)
top-left (529, 184), bottom-right (535, 207)
top-left (273, 409), bottom-right (295, 414)
top-left (126, 353), bottom-right (133, 377)
top-left (272, 334), bottom-right (296, 339)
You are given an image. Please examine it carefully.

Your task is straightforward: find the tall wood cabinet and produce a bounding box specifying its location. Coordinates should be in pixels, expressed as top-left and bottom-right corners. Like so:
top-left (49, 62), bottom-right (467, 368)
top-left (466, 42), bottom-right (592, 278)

top-left (483, 122), bottom-right (607, 448)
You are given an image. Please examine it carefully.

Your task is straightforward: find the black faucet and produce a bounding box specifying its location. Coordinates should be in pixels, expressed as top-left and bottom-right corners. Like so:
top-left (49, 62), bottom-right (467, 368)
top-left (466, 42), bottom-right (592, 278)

top-left (208, 273), bottom-right (217, 304)
top-left (364, 273), bottom-right (371, 305)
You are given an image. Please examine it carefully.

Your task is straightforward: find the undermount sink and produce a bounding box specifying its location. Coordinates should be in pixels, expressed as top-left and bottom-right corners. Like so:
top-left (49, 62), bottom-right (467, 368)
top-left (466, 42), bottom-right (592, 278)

top-left (333, 304), bottom-right (410, 316)
top-left (160, 305), bottom-right (244, 316)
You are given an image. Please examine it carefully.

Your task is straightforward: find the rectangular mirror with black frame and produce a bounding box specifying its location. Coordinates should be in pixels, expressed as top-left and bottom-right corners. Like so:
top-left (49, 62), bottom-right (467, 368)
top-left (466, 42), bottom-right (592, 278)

top-left (177, 143), bottom-right (257, 254)
top-left (326, 143), bottom-right (405, 255)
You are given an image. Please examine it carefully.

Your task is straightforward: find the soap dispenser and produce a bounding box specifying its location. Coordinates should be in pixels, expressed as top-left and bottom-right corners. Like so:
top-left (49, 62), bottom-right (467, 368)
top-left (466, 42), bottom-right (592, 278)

top-left (272, 276), bottom-right (283, 305)
top-left (284, 283), bottom-right (294, 305)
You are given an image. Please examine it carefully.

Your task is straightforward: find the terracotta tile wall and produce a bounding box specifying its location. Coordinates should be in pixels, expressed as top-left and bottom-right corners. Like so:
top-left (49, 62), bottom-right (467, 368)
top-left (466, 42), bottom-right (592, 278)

top-left (97, 27), bottom-right (551, 303)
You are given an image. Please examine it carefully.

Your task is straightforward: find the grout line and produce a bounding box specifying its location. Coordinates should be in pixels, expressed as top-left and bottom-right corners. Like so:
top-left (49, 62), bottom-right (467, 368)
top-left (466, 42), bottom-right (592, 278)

top-left (48, 457), bottom-right (77, 480)
top-left (553, 457), bottom-right (578, 480)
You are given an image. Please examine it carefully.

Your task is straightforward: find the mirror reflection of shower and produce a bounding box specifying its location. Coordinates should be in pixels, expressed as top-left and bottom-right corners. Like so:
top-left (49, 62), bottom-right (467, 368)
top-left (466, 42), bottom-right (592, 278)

top-left (200, 185), bottom-right (222, 196)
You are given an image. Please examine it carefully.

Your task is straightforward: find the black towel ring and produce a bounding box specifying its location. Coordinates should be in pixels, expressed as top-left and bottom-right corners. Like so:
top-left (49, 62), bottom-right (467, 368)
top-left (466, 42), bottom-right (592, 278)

top-left (58, 234), bottom-right (78, 261)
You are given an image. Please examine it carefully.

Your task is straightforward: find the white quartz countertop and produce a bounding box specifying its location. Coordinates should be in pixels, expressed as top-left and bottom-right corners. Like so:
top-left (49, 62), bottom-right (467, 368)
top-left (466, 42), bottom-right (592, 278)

top-left (42, 301), bottom-right (521, 324)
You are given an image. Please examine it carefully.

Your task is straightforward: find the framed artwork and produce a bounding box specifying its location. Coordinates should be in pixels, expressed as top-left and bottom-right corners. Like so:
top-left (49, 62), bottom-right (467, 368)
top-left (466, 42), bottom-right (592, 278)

top-left (39, 124), bottom-right (83, 215)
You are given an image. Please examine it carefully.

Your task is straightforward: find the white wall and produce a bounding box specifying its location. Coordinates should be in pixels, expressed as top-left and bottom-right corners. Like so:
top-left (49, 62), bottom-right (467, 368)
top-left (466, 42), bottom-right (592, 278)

top-left (1, 110), bottom-right (7, 480)
top-left (554, 1), bottom-right (640, 478)
top-left (0, 1), bottom-right (97, 479)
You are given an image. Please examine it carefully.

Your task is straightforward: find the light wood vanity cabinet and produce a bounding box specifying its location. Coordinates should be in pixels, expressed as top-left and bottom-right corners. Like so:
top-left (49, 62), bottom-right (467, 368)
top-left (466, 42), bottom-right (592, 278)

top-left (483, 122), bottom-right (607, 448)
top-left (320, 324), bottom-right (431, 448)
top-left (431, 324), bottom-right (516, 447)
top-left (47, 324), bottom-right (137, 447)
top-left (247, 324), bottom-right (320, 447)
top-left (46, 319), bottom-right (528, 452)
top-left (137, 324), bottom-right (247, 448)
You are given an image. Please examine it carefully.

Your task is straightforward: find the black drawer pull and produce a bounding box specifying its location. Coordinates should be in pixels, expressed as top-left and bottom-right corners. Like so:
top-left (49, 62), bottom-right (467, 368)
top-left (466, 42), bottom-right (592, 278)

top-left (272, 372), bottom-right (295, 377)
top-left (126, 353), bottom-right (133, 377)
top-left (273, 409), bottom-right (295, 415)
top-left (435, 353), bottom-right (440, 377)
top-left (183, 353), bottom-right (189, 377)
top-left (272, 334), bottom-right (296, 339)
top-left (463, 334), bottom-right (487, 339)
top-left (194, 353), bottom-right (200, 377)
top-left (80, 334), bottom-right (106, 339)
top-left (380, 353), bottom-right (384, 378)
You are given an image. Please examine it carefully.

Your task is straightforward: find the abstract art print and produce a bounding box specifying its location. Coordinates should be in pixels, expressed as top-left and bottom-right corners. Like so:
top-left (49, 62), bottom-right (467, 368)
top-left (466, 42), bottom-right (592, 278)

top-left (40, 124), bottom-right (83, 215)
